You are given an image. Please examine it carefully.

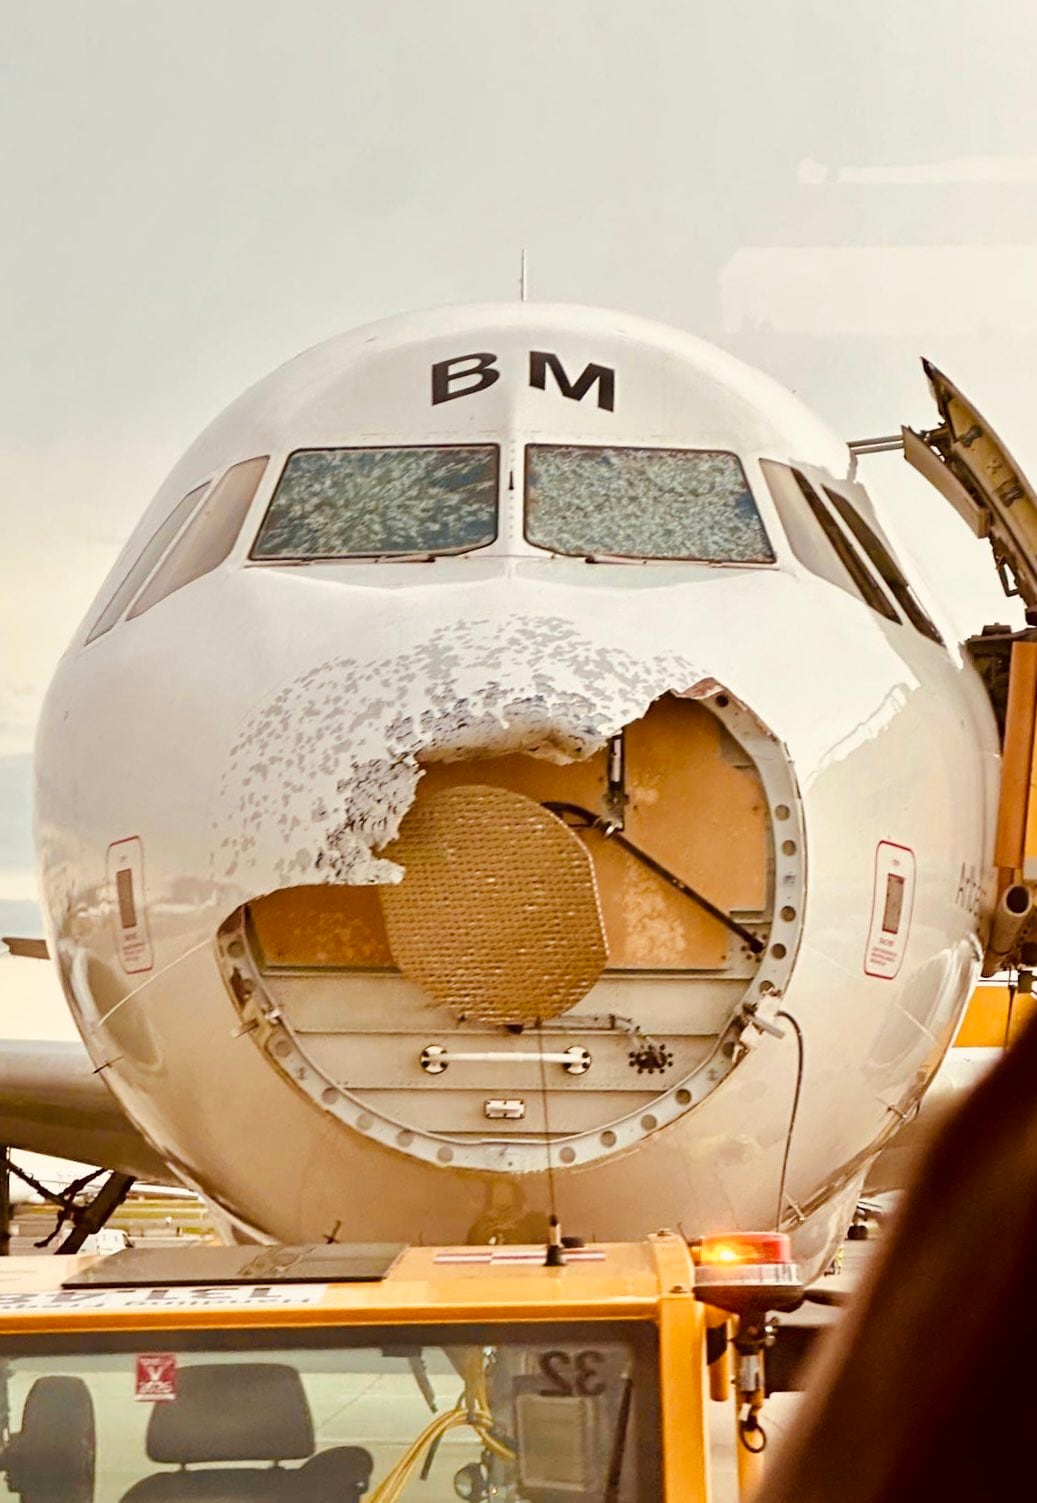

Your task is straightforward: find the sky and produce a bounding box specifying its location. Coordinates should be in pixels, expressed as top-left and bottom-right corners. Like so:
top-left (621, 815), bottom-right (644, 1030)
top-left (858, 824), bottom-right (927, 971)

top-left (3, 0), bottom-right (1037, 1053)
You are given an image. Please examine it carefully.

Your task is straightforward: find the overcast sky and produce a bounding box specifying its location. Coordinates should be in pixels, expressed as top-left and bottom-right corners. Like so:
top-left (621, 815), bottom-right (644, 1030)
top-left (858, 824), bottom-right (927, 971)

top-left (4, 0), bottom-right (1037, 1022)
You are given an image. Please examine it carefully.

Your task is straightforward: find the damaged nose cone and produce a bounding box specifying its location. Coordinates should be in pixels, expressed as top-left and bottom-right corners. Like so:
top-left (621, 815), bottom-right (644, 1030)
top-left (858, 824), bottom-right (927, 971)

top-left (381, 784), bottom-right (607, 1025)
top-left (218, 684), bottom-right (807, 1178)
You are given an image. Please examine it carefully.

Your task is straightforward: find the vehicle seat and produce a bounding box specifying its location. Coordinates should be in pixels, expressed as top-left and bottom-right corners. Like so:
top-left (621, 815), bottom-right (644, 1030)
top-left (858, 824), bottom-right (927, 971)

top-left (120, 1363), bottom-right (315, 1503)
top-left (297, 1447), bottom-right (374, 1502)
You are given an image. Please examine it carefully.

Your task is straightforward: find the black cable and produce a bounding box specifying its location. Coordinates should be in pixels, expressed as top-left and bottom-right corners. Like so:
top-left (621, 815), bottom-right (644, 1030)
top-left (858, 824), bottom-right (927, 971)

top-left (1004, 970), bottom-right (1018, 1051)
top-left (536, 1019), bottom-right (561, 1257)
top-left (774, 1009), bottom-right (805, 1232)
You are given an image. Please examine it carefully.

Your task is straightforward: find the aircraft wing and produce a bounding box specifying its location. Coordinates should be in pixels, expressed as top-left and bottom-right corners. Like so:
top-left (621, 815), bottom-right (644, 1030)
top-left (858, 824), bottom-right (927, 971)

top-left (0, 1038), bottom-right (174, 1183)
top-left (0, 937), bottom-right (48, 960)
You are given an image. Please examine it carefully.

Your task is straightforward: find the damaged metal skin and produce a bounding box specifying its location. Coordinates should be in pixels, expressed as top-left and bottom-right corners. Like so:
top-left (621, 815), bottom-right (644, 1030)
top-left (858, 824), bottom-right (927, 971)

top-left (216, 616), bottom-right (701, 891)
top-left (33, 304), bottom-right (1001, 1279)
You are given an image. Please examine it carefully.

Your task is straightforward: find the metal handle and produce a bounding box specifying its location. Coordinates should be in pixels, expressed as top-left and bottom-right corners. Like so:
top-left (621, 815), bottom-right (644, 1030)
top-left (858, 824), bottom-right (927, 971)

top-left (420, 1044), bottom-right (591, 1076)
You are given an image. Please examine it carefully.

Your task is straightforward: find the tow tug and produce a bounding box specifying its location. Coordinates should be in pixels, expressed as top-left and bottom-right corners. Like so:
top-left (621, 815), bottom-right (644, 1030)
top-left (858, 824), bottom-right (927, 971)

top-left (0, 1232), bottom-right (803, 1503)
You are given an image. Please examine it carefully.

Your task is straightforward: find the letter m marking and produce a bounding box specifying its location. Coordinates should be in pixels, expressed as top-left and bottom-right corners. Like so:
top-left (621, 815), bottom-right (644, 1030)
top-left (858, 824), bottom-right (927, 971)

top-left (529, 351), bottom-right (615, 412)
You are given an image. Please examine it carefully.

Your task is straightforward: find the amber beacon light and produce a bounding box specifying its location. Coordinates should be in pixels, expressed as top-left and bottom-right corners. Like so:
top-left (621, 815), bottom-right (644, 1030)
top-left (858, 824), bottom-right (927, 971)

top-left (693, 1232), bottom-right (804, 1314)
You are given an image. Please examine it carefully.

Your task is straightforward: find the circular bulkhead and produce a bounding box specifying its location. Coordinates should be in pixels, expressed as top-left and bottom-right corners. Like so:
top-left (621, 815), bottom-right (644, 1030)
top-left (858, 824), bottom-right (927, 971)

top-left (218, 689), bottom-right (805, 1173)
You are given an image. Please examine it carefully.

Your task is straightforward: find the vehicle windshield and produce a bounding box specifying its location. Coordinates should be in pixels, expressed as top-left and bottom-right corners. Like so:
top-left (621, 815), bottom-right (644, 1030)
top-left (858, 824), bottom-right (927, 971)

top-left (0, 1319), bottom-right (658, 1502)
top-left (525, 444), bottom-right (774, 562)
top-left (251, 445), bottom-right (499, 559)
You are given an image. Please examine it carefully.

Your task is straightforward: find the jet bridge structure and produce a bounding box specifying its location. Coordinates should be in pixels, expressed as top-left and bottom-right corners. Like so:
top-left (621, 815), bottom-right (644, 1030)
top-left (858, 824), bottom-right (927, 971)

top-left (900, 362), bottom-right (1037, 979)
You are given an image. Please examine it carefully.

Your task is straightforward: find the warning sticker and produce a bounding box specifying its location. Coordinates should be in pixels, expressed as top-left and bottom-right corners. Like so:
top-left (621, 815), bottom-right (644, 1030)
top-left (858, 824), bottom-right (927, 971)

top-left (864, 842), bottom-right (916, 980)
top-left (107, 837), bottom-right (154, 975)
top-left (0, 1284), bottom-right (329, 1315)
top-left (136, 1353), bottom-right (177, 1402)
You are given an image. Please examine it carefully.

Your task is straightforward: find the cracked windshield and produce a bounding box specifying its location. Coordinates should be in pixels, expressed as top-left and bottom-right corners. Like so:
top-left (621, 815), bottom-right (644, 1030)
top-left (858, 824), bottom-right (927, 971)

top-left (0, 1325), bottom-right (657, 1502)
top-left (525, 445), bottom-right (774, 562)
top-left (251, 446), bottom-right (499, 559)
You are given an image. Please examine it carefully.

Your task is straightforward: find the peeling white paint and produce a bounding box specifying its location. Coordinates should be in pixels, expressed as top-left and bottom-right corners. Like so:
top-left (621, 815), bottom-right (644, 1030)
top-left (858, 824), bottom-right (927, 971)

top-left (214, 616), bottom-right (700, 893)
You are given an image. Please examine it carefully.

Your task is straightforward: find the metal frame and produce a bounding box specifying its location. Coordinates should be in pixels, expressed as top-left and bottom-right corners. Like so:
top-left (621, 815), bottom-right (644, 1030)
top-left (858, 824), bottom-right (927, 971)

top-left (216, 689), bottom-right (807, 1176)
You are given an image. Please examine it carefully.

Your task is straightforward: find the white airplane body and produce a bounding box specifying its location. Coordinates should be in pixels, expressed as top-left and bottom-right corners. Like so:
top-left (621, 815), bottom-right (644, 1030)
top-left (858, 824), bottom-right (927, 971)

top-left (11, 303), bottom-right (1025, 1273)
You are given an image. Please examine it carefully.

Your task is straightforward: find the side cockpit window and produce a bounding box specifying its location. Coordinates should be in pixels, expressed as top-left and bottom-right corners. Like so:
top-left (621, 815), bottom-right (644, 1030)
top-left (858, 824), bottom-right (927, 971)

top-left (86, 483), bottom-right (210, 643)
top-left (823, 486), bottom-right (944, 645)
top-left (760, 461), bottom-right (899, 623)
top-left (250, 445), bottom-right (499, 560)
top-left (524, 445), bottom-right (774, 562)
top-left (127, 457), bottom-right (269, 620)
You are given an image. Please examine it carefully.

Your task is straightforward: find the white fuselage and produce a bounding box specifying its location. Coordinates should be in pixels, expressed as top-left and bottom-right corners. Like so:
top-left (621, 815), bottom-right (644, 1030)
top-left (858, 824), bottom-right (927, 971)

top-left (34, 305), bottom-right (1000, 1274)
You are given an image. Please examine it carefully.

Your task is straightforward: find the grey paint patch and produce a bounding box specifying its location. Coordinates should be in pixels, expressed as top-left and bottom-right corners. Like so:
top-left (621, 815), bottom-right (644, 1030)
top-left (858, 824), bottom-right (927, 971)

top-left (214, 617), bottom-right (700, 894)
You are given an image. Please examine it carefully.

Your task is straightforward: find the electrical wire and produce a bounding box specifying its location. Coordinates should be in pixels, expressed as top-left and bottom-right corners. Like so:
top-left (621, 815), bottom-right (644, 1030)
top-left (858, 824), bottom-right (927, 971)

top-left (1004, 969), bottom-right (1018, 1051)
top-left (774, 1009), bottom-right (805, 1232)
top-left (536, 1018), bottom-right (561, 1239)
top-left (366, 1353), bottom-right (514, 1503)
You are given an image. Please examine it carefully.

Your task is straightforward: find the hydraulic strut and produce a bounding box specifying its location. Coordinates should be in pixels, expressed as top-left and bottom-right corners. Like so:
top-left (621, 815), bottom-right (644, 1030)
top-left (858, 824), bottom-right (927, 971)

top-left (543, 801), bottom-right (765, 955)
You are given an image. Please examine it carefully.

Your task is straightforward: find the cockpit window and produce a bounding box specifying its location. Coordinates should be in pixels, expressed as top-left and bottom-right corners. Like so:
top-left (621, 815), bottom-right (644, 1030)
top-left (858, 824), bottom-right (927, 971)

top-left (761, 461), bottom-right (900, 623)
top-left (128, 457), bottom-right (269, 619)
top-left (824, 486), bottom-right (945, 645)
top-left (524, 445), bottom-right (774, 562)
top-left (85, 482), bottom-right (209, 644)
top-left (250, 445), bottom-right (499, 560)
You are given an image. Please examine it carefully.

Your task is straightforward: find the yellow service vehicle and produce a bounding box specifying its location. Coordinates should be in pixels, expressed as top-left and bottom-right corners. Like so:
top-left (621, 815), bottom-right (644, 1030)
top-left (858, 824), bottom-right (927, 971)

top-left (0, 1233), bottom-right (802, 1503)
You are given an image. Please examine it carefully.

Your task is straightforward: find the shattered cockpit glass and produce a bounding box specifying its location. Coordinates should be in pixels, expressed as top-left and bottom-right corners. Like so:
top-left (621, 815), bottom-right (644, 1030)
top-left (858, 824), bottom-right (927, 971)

top-left (251, 445), bottom-right (499, 559)
top-left (525, 445), bottom-right (774, 562)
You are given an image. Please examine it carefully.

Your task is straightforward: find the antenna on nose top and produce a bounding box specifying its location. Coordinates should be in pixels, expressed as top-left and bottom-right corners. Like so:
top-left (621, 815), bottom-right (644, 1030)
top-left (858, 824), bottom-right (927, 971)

top-left (519, 249), bottom-right (529, 303)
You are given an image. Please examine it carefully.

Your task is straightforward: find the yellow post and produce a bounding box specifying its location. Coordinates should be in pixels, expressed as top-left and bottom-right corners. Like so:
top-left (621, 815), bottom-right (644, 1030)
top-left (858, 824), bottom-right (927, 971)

top-left (733, 1389), bottom-right (767, 1499)
top-left (706, 1307), bottom-right (731, 1402)
top-left (650, 1235), bottom-right (712, 1502)
top-left (996, 639), bottom-right (1037, 875)
top-left (658, 1291), bottom-right (712, 1501)
top-left (731, 1321), bottom-right (768, 1500)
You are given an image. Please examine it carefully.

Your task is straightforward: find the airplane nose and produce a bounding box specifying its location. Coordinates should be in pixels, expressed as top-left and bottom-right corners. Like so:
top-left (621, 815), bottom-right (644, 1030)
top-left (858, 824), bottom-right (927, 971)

top-left (215, 646), bottom-right (806, 1177)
